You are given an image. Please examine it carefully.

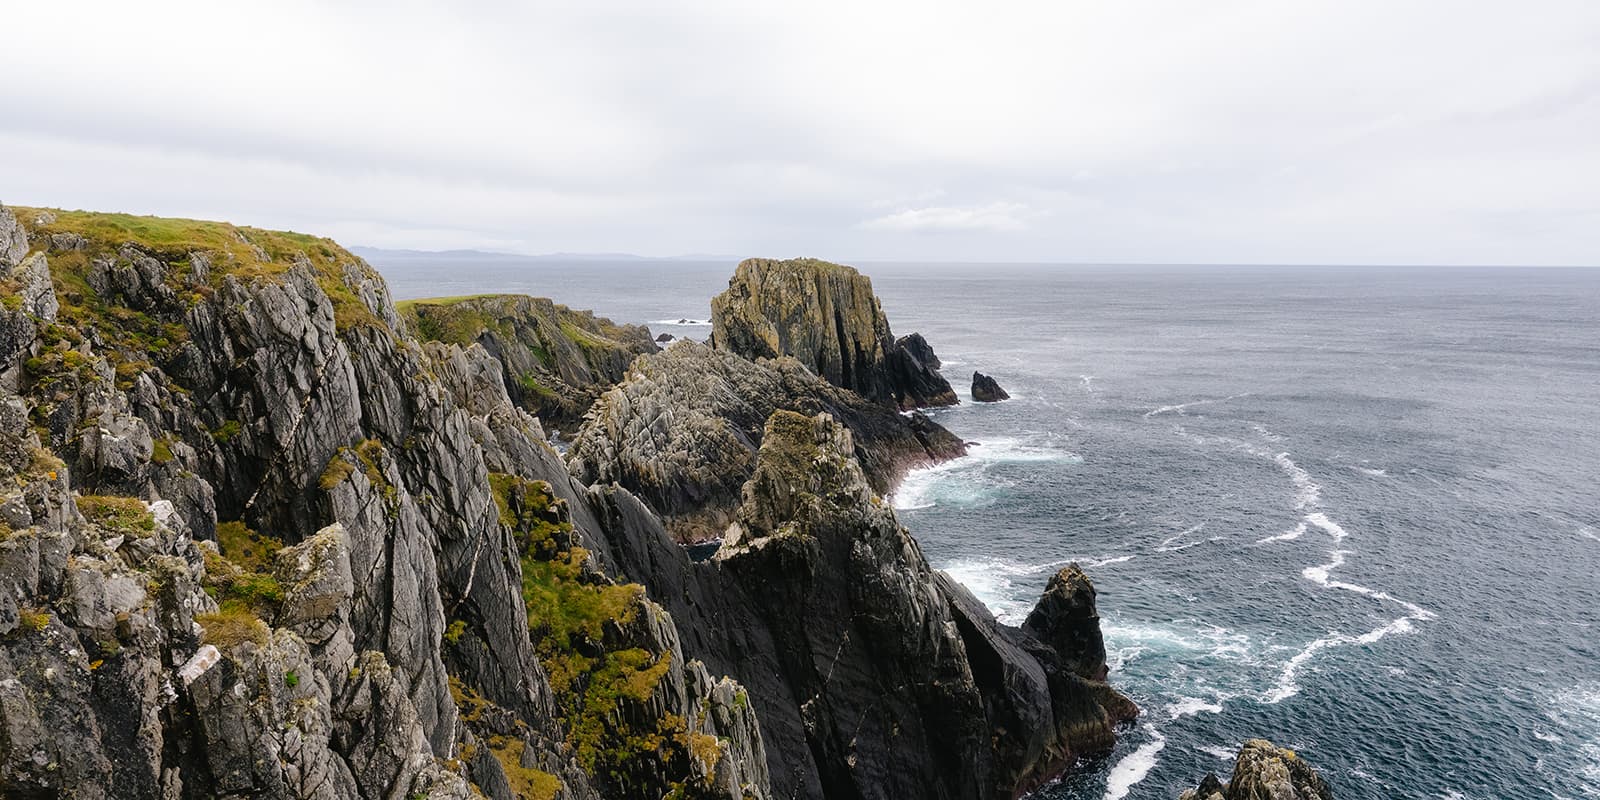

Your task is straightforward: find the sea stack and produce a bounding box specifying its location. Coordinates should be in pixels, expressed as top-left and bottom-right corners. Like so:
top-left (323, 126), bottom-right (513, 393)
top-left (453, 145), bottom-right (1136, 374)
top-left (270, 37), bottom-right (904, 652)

top-left (710, 257), bottom-right (958, 409)
top-left (971, 371), bottom-right (1010, 402)
top-left (1179, 740), bottom-right (1333, 800)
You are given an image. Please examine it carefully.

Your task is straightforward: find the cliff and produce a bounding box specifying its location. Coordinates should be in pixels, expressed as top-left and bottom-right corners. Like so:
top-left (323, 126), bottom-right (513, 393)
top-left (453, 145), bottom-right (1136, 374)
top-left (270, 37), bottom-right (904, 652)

top-left (1179, 740), bottom-right (1333, 800)
top-left (398, 294), bottom-right (657, 432)
top-left (710, 258), bottom-right (958, 409)
top-left (568, 341), bottom-right (965, 541)
top-left (0, 203), bottom-right (1134, 800)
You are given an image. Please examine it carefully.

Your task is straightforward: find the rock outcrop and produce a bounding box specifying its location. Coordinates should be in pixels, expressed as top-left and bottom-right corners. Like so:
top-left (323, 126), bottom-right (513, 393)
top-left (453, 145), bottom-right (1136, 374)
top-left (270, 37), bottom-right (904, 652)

top-left (0, 206), bottom-right (761, 800)
top-left (584, 410), bottom-right (1138, 799)
top-left (568, 341), bottom-right (965, 541)
top-left (399, 294), bottom-right (657, 432)
top-left (971, 371), bottom-right (1010, 402)
top-left (710, 258), bottom-right (958, 409)
top-left (0, 205), bottom-right (1134, 800)
top-left (1180, 739), bottom-right (1333, 800)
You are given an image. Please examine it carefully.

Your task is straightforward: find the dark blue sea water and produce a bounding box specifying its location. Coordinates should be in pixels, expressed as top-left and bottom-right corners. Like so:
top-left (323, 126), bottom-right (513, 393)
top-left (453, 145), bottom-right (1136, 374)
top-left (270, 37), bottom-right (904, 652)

top-left (376, 257), bottom-right (1600, 799)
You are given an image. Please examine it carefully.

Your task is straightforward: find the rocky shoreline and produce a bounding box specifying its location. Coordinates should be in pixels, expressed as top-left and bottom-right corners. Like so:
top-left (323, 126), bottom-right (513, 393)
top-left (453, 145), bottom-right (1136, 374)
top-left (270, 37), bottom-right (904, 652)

top-left (0, 205), bottom-right (1328, 799)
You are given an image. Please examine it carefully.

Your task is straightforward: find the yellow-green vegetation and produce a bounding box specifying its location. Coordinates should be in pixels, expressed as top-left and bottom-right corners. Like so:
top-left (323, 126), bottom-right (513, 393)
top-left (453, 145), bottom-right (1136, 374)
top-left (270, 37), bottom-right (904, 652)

top-left (444, 619), bottom-right (467, 646)
top-left (15, 607), bottom-right (51, 634)
top-left (491, 472), bottom-right (712, 794)
top-left (318, 452), bottom-right (357, 490)
top-left (450, 678), bottom-right (563, 800)
top-left (151, 436), bottom-right (175, 464)
top-left (210, 420), bottom-right (242, 443)
top-left (284, 670), bottom-right (300, 688)
top-left (215, 520), bottom-right (282, 573)
top-left (17, 207), bottom-right (381, 333)
top-left (201, 520), bottom-right (285, 640)
top-left (77, 494), bottom-right (156, 536)
top-left (396, 296), bottom-right (516, 346)
top-left (197, 603), bottom-right (270, 647)
top-left (318, 440), bottom-right (398, 513)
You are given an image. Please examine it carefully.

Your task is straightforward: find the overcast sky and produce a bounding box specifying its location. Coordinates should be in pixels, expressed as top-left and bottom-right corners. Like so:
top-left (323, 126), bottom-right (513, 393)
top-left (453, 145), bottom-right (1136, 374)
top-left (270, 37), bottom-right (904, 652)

top-left (3, 1), bottom-right (1598, 265)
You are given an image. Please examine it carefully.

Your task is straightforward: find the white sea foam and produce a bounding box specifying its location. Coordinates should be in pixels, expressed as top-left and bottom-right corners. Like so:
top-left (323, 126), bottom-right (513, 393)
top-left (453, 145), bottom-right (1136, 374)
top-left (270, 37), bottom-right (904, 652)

top-left (1166, 696), bottom-right (1224, 719)
top-left (1197, 744), bottom-right (1238, 762)
top-left (1580, 526), bottom-right (1599, 543)
top-left (1305, 512), bottom-right (1349, 542)
top-left (1354, 466), bottom-right (1389, 477)
top-left (1257, 521), bottom-right (1308, 544)
top-left (888, 438), bottom-right (1079, 511)
top-left (1533, 729), bottom-right (1564, 744)
top-left (1144, 392), bottom-right (1252, 419)
top-left (650, 318), bottom-right (711, 325)
top-left (1080, 375), bottom-right (1097, 393)
top-left (1102, 725), bottom-right (1166, 800)
top-left (1275, 453), bottom-right (1322, 510)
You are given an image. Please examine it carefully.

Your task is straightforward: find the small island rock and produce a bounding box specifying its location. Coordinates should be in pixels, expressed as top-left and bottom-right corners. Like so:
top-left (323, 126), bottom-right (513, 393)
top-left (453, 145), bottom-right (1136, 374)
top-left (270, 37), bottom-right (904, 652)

top-left (972, 371), bottom-right (1010, 402)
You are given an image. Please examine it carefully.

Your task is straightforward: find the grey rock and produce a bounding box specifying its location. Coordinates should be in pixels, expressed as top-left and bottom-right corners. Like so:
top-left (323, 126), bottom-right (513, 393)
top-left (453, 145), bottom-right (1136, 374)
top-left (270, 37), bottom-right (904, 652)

top-left (710, 257), bottom-right (957, 409)
top-left (570, 341), bottom-right (964, 541)
top-left (0, 203), bottom-right (26, 266)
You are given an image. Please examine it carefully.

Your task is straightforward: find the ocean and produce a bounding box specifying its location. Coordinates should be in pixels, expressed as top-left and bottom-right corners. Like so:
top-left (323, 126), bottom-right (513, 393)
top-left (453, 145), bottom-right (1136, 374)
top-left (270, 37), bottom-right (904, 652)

top-left (374, 256), bottom-right (1600, 799)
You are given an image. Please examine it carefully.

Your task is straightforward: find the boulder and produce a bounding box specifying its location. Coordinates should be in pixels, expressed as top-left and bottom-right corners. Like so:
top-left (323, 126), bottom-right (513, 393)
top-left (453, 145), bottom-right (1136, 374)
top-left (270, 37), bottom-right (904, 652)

top-left (971, 371), bottom-right (1010, 402)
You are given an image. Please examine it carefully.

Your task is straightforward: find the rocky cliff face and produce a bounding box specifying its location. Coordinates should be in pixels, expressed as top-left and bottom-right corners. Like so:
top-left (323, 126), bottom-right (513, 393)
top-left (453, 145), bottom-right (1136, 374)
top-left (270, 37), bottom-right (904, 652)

top-left (399, 294), bottom-right (657, 432)
top-left (710, 258), bottom-right (958, 409)
top-left (1, 204), bottom-right (1136, 800)
top-left (568, 341), bottom-right (964, 541)
top-left (1179, 740), bottom-right (1333, 800)
top-left (0, 204), bottom-right (762, 800)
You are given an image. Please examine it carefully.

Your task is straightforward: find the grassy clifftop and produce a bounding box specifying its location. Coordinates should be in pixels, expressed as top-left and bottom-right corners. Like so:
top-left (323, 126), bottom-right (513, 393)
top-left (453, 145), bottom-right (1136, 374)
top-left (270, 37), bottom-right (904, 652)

top-left (14, 206), bottom-right (385, 332)
top-left (399, 293), bottom-right (657, 430)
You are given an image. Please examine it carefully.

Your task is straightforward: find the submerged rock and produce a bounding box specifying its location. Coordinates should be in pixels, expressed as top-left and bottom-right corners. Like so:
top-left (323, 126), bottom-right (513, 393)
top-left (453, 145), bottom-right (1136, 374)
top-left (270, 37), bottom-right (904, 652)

top-left (1180, 739), bottom-right (1333, 800)
top-left (568, 341), bottom-right (964, 541)
top-left (971, 371), bottom-right (1010, 402)
top-left (710, 257), bottom-right (957, 409)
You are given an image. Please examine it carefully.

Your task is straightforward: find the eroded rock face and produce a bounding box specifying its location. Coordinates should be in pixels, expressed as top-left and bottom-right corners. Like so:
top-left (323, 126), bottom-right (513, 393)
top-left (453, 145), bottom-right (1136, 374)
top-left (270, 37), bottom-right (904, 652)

top-left (971, 371), bottom-right (1010, 402)
top-left (568, 341), bottom-right (965, 541)
top-left (0, 206), bottom-right (1133, 800)
top-left (1179, 739), bottom-right (1333, 800)
top-left (400, 294), bottom-right (657, 432)
top-left (710, 258), bottom-right (957, 409)
top-left (587, 410), bottom-right (1137, 799)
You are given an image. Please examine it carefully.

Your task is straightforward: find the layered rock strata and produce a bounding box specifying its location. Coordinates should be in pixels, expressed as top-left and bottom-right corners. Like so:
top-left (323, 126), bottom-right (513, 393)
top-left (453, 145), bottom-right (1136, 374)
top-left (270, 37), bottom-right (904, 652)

top-left (710, 258), bottom-right (958, 409)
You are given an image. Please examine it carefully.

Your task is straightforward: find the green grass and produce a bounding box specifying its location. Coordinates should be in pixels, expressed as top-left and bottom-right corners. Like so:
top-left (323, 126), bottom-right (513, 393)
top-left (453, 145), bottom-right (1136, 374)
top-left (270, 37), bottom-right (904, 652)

top-left (77, 495), bottom-right (156, 536)
top-left (489, 472), bottom-right (714, 791)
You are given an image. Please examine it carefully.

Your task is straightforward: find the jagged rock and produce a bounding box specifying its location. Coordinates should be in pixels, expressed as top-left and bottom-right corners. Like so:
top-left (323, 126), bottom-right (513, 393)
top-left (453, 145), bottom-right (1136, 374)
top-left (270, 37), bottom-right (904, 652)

top-left (971, 371), bottom-right (1010, 402)
top-left (400, 294), bottom-right (657, 431)
top-left (710, 258), bottom-right (957, 409)
top-left (0, 207), bottom-right (1133, 800)
top-left (0, 203), bottom-right (27, 267)
top-left (569, 341), bottom-right (964, 541)
top-left (585, 410), bottom-right (1135, 799)
top-left (1023, 564), bottom-right (1110, 681)
top-left (656, 332), bottom-right (673, 342)
top-left (1179, 739), bottom-right (1333, 800)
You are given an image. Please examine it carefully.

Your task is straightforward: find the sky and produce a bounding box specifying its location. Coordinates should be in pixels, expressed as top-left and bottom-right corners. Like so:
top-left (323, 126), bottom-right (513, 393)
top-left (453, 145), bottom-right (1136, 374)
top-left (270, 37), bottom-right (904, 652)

top-left (2, 1), bottom-right (1598, 265)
